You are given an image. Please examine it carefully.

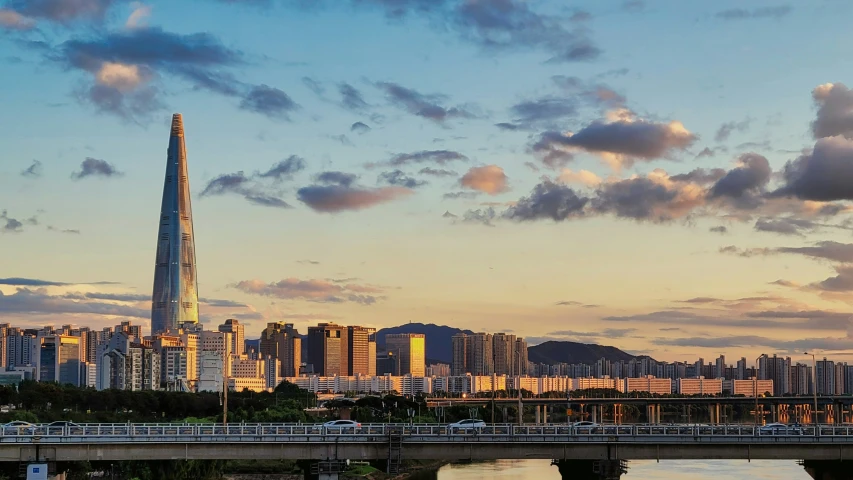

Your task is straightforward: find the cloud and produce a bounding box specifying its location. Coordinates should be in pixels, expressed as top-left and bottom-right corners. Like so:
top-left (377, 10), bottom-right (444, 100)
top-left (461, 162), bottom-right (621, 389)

top-left (808, 265), bottom-right (853, 292)
top-left (776, 241), bottom-right (853, 263)
top-left (47, 226), bottom-right (81, 234)
top-left (376, 81), bottom-right (474, 123)
top-left (669, 167), bottom-right (726, 184)
top-left (0, 288), bottom-right (148, 318)
top-left (20, 160), bottom-right (42, 178)
top-left (419, 167), bottom-right (456, 177)
top-left (5, 0), bottom-right (116, 25)
top-left (714, 118), bottom-right (750, 142)
top-left (302, 76), bottom-right (324, 96)
top-left (200, 171), bottom-right (291, 209)
top-left (239, 84), bottom-right (299, 119)
top-left (443, 191), bottom-right (479, 200)
top-left (709, 225), bottom-right (727, 234)
top-left (338, 82), bottom-right (369, 112)
top-left (460, 165), bottom-right (508, 195)
top-left (506, 97), bottom-right (576, 130)
top-left (770, 279), bottom-right (800, 288)
top-left (232, 278), bottom-right (385, 305)
top-left (555, 300), bottom-right (598, 308)
top-left (591, 170), bottom-right (705, 222)
top-left (297, 184), bottom-right (412, 213)
top-left (452, 0), bottom-right (601, 62)
top-left (378, 170), bottom-right (427, 188)
top-left (557, 168), bottom-right (602, 186)
top-left (532, 111), bottom-right (697, 169)
top-left (715, 5), bottom-right (792, 21)
top-left (51, 26), bottom-right (296, 121)
top-left (0, 277), bottom-right (69, 286)
top-left (503, 180), bottom-right (588, 221)
top-left (708, 153), bottom-right (771, 208)
top-left (771, 136), bottom-right (853, 201)
top-left (125, 1), bottom-right (151, 28)
top-left (316, 171), bottom-right (358, 187)
top-left (382, 150), bottom-right (468, 167)
top-left (812, 83), bottom-right (853, 139)
top-left (753, 217), bottom-right (816, 236)
top-left (0, 8), bottom-right (35, 30)
top-left (605, 307), bottom-right (853, 333)
top-left (257, 155), bottom-right (306, 180)
top-left (350, 121), bottom-right (371, 134)
top-left (70, 157), bottom-right (122, 179)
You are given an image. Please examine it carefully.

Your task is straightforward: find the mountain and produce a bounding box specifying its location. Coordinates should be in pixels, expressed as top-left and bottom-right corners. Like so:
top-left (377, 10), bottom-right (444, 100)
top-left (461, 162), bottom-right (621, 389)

top-left (375, 323), bottom-right (474, 364)
top-left (527, 341), bottom-right (636, 365)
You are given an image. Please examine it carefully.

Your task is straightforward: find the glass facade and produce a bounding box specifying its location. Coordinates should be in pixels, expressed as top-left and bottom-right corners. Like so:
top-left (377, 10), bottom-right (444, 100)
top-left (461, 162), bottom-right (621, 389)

top-left (151, 114), bottom-right (199, 335)
top-left (384, 333), bottom-right (425, 376)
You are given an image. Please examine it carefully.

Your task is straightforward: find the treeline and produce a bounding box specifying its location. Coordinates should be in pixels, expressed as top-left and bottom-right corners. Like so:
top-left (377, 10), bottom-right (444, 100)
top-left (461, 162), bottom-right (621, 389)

top-left (0, 380), bottom-right (314, 424)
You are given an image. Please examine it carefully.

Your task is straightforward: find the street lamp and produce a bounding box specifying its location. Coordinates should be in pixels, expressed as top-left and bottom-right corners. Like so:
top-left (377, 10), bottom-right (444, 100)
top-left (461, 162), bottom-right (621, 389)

top-left (804, 352), bottom-right (818, 424)
top-left (754, 356), bottom-right (761, 426)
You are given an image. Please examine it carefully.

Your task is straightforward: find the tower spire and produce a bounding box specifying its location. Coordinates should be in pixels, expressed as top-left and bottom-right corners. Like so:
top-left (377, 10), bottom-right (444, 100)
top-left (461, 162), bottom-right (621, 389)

top-left (151, 113), bottom-right (199, 336)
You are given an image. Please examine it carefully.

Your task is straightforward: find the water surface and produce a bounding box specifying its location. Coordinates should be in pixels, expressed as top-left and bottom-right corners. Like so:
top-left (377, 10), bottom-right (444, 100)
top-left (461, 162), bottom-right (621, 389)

top-left (419, 459), bottom-right (811, 479)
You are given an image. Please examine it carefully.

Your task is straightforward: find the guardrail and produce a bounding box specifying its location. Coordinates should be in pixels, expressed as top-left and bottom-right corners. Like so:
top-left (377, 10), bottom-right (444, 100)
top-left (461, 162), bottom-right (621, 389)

top-left (1, 423), bottom-right (852, 441)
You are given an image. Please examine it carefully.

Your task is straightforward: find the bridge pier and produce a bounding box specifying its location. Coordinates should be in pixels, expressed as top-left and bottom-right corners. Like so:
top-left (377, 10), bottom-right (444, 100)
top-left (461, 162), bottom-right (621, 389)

top-left (803, 460), bottom-right (853, 480)
top-left (554, 459), bottom-right (627, 480)
top-left (536, 405), bottom-right (541, 424)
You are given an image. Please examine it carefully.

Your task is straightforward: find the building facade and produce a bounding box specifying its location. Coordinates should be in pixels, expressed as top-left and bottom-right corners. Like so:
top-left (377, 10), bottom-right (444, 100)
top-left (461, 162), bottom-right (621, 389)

top-left (384, 333), bottom-right (425, 376)
top-left (150, 113), bottom-right (200, 335)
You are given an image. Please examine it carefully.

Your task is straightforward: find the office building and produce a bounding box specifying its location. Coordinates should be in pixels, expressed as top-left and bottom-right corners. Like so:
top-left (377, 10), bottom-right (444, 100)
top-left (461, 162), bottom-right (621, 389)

top-left (376, 352), bottom-right (399, 376)
top-left (150, 113), bottom-right (200, 335)
top-left (307, 323), bottom-right (347, 376)
top-left (218, 319), bottom-right (245, 357)
top-left (259, 322), bottom-right (301, 377)
top-left (37, 335), bottom-right (80, 386)
top-left (384, 333), bottom-right (425, 376)
top-left (347, 326), bottom-right (373, 376)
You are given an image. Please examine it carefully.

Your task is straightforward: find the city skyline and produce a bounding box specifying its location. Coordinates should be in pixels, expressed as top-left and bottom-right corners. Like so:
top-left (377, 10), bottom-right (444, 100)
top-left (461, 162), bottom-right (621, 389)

top-left (3, 1), bottom-right (853, 364)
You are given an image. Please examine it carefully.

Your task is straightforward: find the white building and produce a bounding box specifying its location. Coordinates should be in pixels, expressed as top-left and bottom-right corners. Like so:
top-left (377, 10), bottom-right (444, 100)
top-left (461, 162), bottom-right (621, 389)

top-left (677, 377), bottom-right (723, 395)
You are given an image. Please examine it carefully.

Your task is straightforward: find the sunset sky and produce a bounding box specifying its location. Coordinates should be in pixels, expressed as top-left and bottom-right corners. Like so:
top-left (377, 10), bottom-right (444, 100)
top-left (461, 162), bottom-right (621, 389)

top-left (2, 0), bottom-right (853, 364)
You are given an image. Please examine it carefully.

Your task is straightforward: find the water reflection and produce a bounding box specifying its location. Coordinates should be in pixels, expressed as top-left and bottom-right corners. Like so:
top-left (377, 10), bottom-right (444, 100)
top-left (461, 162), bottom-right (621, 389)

top-left (413, 459), bottom-right (812, 479)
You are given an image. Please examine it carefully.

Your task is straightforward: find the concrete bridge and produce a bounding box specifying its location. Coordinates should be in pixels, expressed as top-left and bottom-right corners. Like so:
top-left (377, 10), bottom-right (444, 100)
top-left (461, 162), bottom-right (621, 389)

top-left (5, 423), bottom-right (853, 479)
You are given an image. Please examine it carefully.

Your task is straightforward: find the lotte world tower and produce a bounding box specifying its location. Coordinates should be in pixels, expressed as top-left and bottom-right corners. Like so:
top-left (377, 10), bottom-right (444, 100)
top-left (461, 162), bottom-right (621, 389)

top-left (150, 113), bottom-right (199, 335)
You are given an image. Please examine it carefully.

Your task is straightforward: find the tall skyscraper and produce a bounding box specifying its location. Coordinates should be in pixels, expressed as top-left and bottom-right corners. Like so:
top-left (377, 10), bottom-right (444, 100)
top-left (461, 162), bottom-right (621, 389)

top-left (347, 326), bottom-right (373, 376)
top-left (384, 333), bottom-right (425, 376)
top-left (451, 333), bottom-right (468, 376)
top-left (151, 113), bottom-right (199, 336)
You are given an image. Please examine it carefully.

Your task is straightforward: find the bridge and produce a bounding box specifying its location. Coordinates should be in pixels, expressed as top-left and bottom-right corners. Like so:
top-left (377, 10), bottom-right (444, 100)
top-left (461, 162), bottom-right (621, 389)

top-left (5, 423), bottom-right (853, 479)
top-left (427, 396), bottom-right (853, 425)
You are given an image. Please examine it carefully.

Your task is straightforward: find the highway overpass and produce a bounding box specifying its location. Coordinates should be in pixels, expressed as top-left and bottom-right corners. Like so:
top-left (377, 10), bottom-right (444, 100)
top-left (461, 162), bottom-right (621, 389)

top-left (4, 423), bottom-right (853, 479)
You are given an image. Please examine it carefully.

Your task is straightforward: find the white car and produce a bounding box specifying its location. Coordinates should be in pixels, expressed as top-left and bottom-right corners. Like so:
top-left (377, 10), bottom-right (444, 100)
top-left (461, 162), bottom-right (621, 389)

top-left (322, 420), bottom-right (361, 430)
top-left (448, 419), bottom-right (486, 432)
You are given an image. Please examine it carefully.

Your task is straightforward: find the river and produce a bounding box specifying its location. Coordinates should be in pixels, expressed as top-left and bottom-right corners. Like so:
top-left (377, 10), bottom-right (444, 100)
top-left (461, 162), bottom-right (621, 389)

top-left (410, 459), bottom-right (812, 479)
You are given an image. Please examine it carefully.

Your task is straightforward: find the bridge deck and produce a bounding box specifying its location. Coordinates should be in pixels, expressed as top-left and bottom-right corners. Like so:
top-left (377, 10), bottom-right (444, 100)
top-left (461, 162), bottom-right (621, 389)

top-left (3, 423), bottom-right (853, 463)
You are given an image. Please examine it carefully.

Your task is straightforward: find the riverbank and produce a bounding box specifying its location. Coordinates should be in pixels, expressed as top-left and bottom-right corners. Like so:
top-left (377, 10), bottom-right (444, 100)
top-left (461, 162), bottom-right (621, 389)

top-left (220, 460), bottom-right (447, 480)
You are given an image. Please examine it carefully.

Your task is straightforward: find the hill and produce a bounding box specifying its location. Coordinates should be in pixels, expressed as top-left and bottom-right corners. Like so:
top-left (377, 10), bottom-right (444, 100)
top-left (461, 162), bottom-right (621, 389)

top-left (375, 323), bottom-right (474, 364)
top-left (527, 341), bottom-right (636, 365)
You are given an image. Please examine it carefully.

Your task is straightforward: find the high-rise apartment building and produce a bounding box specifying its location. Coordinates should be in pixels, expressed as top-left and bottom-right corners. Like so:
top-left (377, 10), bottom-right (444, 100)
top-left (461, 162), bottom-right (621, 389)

top-left (493, 333), bottom-right (515, 376)
top-left (259, 322), bottom-right (301, 377)
top-left (307, 323), bottom-right (347, 377)
top-left (758, 354), bottom-right (791, 396)
top-left (384, 333), bottom-right (425, 376)
top-left (467, 333), bottom-right (493, 376)
top-left (218, 319), bottom-right (245, 357)
top-left (151, 113), bottom-right (200, 335)
top-left (37, 335), bottom-right (81, 386)
top-left (451, 333), bottom-right (468, 376)
top-left (816, 358), bottom-right (836, 395)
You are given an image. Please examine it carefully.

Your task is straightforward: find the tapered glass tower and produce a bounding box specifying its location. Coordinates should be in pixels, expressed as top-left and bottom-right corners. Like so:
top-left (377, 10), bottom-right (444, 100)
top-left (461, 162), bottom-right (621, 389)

top-left (151, 113), bottom-right (199, 335)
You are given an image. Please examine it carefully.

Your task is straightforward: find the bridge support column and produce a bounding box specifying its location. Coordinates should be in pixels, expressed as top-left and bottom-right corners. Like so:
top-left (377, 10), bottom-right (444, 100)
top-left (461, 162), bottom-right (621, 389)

top-left (535, 405), bottom-right (541, 424)
top-left (305, 460), bottom-right (346, 480)
top-left (554, 459), bottom-right (627, 480)
top-left (803, 460), bottom-right (853, 480)
top-left (592, 405), bottom-right (598, 424)
top-left (544, 405), bottom-right (549, 424)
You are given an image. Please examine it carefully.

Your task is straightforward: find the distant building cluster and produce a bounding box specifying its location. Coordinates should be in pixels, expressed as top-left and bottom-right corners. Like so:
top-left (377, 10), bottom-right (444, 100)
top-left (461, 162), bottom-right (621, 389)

top-left (530, 354), bottom-right (853, 396)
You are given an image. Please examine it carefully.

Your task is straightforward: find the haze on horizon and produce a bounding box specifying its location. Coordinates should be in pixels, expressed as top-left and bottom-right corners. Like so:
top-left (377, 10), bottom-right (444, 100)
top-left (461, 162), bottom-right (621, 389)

top-left (1, 0), bottom-right (853, 364)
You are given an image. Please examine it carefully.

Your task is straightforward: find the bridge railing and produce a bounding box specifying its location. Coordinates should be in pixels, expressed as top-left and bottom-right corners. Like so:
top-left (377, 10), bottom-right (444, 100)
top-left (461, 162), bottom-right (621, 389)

top-left (0, 423), bottom-right (851, 439)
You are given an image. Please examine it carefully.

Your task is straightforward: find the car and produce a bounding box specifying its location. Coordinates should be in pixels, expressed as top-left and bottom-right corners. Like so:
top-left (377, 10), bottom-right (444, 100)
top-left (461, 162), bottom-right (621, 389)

top-left (322, 420), bottom-right (361, 429)
top-left (2, 421), bottom-right (33, 428)
top-left (448, 419), bottom-right (486, 431)
top-left (48, 421), bottom-right (79, 427)
top-left (571, 421), bottom-right (598, 427)
top-left (758, 423), bottom-right (803, 435)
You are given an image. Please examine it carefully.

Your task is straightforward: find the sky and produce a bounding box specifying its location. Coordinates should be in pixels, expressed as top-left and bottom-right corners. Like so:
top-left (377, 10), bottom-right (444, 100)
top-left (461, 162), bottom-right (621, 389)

top-left (2, 0), bottom-right (853, 365)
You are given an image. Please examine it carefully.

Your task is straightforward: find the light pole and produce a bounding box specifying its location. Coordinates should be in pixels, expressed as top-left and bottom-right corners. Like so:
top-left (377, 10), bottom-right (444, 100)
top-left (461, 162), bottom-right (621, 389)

top-left (804, 352), bottom-right (818, 424)
top-left (754, 356), bottom-right (761, 425)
